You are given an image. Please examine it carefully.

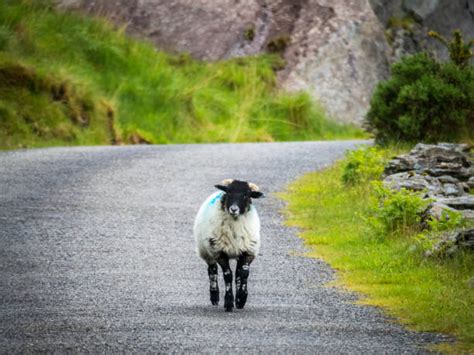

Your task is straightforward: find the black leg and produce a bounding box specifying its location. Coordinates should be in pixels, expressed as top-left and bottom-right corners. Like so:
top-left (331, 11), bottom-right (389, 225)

top-left (216, 254), bottom-right (233, 312)
top-left (235, 253), bottom-right (254, 309)
top-left (208, 264), bottom-right (219, 305)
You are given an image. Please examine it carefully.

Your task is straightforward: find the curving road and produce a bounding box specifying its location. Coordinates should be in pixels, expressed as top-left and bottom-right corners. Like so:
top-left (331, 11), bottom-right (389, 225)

top-left (0, 142), bottom-right (446, 353)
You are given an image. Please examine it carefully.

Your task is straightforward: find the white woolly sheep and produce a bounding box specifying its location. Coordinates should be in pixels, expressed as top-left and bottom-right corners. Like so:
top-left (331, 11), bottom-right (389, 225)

top-left (193, 179), bottom-right (264, 312)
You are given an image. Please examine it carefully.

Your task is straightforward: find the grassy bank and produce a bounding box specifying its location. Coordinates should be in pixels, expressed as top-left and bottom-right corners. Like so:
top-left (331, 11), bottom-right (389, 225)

top-left (281, 148), bottom-right (474, 351)
top-left (0, 0), bottom-right (364, 150)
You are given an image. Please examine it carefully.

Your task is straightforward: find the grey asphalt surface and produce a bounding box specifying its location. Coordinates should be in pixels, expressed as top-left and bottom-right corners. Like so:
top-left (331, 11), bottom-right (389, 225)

top-left (0, 142), bottom-right (447, 353)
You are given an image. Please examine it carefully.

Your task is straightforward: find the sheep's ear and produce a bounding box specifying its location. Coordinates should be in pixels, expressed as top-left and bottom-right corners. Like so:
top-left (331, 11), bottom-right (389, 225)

top-left (215, 184), bottom-right (228, 192)
top-left (250, 191), bottom-right (264, 199)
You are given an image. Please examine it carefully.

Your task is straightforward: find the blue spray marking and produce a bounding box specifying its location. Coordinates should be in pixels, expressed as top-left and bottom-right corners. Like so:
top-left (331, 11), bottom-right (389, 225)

top-left (209, 192), bottom-right (223, 205)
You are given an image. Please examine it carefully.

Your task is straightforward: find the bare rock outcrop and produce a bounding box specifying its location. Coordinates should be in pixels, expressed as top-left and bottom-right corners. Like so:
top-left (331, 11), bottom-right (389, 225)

top-left (370, 0), bottom-right (474, 63)
top-left (280, 1), bottom-right (390, 125)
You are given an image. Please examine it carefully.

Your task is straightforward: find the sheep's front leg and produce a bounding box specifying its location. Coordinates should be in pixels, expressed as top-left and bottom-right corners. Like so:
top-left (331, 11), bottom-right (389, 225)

top-left (216, 254), bottom-right (233, 312)
top-left (208, 264), bottom-right (219, 305)
top-left (235, 253), bottom-right (254, 309)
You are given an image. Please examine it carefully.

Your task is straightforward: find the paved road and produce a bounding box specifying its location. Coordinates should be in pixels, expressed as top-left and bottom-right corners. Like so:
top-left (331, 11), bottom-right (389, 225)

top-left (0, 142), bottom-right (446, 353)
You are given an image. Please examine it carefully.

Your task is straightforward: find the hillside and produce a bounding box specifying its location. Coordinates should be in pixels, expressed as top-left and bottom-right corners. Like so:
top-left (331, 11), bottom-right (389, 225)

top-left (0, 1), bottom-right (363, 150)
top-left (57, 0), bottom-right (474, 124)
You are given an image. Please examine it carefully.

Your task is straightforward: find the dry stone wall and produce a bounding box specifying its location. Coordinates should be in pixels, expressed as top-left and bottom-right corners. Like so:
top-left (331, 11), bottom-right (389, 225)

top-left (383, 143), bottom-right (474, 256)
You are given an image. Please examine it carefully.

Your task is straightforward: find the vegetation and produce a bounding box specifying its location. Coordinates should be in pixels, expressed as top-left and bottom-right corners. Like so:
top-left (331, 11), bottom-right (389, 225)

top-left (281, 146), bottom-right (474, 351)
top-left (341, 147), bottom-right (385, 185)
top-left (0, 0), bottom-right (363, 150)
top-left (428, 30), bottom-right (474, 68)
top-left (267, 36), bottom-right (291, 54)
top-left (243, 27), bottom-right (255, 42)
top-left (366, 31), bottom-right (474, 145)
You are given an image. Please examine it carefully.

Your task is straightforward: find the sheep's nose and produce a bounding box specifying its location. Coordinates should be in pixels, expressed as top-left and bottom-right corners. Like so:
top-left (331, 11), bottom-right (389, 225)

top-left (229, 205), bottom-right (239, 215)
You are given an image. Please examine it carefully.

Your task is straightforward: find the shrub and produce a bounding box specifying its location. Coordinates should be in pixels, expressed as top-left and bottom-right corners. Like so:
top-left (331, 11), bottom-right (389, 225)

top-left (342, 146), bottom-right (386, 185)
top-left (428, 29), bottom-right (474, 68)
top-left (366, 182), bottom-right (431, 237)
top-left (366, 47), bottom-right (474, 144)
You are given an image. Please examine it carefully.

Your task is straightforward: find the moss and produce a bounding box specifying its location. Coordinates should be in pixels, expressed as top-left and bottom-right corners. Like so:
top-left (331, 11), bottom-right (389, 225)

top-left (385, 15), bottom-right (417, 45)
top-left (267, 35), bottom-right (290, 53)
top-left (243, 26), bottom-right (255, 41)
top-left (387, 15), bottom-right (416, 31)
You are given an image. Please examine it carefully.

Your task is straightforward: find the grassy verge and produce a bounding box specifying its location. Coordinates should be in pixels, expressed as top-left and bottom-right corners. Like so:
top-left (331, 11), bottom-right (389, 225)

top-left (280, 148), bottom-right (474, 351)
top-left (0, 0), bottom-right (365, 149)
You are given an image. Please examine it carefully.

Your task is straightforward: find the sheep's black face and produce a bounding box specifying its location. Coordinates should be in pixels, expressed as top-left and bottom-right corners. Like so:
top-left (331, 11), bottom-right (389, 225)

top-left (215, 180), bottom-right (264, 219)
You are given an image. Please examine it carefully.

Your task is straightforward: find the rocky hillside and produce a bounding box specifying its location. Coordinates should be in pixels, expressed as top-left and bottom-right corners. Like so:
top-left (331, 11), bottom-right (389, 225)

top-left (57, 0), bottom-right (474, 125)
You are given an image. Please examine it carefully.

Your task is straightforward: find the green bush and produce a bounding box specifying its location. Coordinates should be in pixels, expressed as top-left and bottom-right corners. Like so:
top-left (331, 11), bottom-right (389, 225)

top-left (366, 182), bottom-right (431, 237)
top-left (366, 52), bottom-right (474, 144)
top-left (342, 146), bottom-right (386, 185)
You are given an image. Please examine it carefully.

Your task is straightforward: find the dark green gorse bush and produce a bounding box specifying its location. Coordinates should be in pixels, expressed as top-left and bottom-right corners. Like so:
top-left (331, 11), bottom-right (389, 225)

top-left (366, 31), bottom-right (474, 145)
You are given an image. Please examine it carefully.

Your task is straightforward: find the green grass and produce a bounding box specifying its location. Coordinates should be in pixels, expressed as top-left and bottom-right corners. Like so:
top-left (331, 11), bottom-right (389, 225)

top-left (0, 0), bottom-right (365, 149)
top-left (280, 158), bottom-right (474, 351)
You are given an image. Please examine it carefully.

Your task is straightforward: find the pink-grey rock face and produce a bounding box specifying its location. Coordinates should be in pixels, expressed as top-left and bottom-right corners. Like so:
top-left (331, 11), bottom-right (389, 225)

top-left (279, 0), bottom-right (390, 124)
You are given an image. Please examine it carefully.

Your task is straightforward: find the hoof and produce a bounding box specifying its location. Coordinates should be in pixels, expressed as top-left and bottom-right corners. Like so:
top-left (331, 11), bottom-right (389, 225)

top-left (224, 292), bottom-right (234, 312)
top-left (235, 290), bottom-right (247, 309)
top-left (210, 290), bottom-right (219, 305)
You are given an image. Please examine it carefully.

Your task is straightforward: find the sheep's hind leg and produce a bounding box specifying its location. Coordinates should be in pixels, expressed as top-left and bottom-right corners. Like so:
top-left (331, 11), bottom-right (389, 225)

top-left (235, 253), bottom-right (254, 309)
top-left (208, 263), bottom-right (219, 305)
top-left (216, 254), bottom-right (233, 312)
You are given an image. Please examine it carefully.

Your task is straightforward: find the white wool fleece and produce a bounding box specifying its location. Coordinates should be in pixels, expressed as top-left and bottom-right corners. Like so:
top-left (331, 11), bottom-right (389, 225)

top-left (194, 191), bottom-right (261, 264)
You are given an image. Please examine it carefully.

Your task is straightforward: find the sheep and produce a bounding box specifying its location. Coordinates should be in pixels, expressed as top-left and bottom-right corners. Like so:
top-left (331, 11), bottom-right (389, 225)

top-left (194, 179), bottom-right (264, 312)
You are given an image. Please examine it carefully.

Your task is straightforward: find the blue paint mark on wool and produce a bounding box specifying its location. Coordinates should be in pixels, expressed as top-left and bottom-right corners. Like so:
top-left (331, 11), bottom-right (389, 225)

top-left (209, 192), bottom-right (223, 205)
